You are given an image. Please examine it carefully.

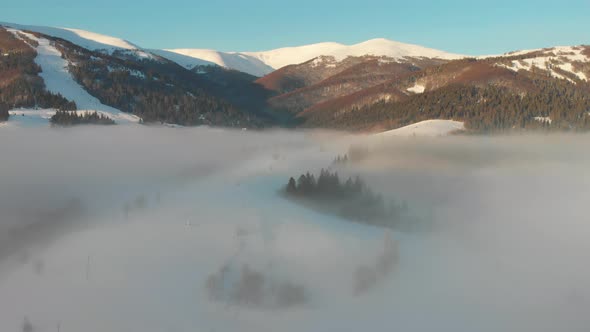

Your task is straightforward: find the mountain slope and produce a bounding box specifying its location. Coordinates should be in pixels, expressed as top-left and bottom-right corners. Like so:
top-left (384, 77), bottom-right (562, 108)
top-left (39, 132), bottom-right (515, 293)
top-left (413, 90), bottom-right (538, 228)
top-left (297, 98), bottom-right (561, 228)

top-left (0, 25), bottom-right (272, 127)
top-left (0, 22), bottom-right (150, 58)
top-left (7, 28), bottom-right (139, 123)
top-left (263, 47), bottom-right (590, 132)
top-left (2, 21), bottom-right (590, 133)
top-left (260, 55), bottom-right (447, 114)
top-left (151, 49), bottom-right (274, 77)
top-left (491, 46), bottom-right (590, 83)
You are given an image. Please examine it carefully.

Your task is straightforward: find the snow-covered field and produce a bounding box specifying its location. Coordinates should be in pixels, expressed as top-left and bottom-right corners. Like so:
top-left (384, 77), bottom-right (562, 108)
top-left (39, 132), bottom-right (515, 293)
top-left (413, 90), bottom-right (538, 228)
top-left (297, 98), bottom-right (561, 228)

top-left (375, 119), bottom-right (465, 137)
top-left (1, 127), bottom-right (590, 332)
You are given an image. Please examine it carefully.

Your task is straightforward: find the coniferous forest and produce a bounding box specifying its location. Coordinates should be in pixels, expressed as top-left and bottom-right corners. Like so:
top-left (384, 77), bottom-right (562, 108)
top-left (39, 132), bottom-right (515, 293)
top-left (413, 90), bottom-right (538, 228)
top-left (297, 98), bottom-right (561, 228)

top-left (50, 111), bottom-right (115, 126)
top-left (301, 81), bottom-right (590, 132)
top-left (284, 169), bottom-right (408, 228)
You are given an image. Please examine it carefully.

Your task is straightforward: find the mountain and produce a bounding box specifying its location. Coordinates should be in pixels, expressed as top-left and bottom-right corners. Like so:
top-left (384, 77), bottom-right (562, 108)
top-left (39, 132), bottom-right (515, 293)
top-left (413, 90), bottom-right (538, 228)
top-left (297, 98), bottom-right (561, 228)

top-left (150, 49), bottom-right (275, 78)
top-left (259, 55), bottom-right (448, 115)
top-left (1, 21), bottom-right (589, 133)
top-left (272, 46), bottom-right (590, 132)
top-left (0, 23), bottom-right (273, 127)
top-left (160, 38), bottom-right (464, 77)
top-left (0, 22), bottom-right (151, 57)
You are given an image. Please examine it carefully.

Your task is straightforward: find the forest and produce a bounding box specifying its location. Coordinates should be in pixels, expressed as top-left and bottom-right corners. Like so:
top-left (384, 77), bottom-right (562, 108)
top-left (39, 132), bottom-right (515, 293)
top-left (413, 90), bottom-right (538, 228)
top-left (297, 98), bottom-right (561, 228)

top-left (301, 76), bottom-right (590, 133)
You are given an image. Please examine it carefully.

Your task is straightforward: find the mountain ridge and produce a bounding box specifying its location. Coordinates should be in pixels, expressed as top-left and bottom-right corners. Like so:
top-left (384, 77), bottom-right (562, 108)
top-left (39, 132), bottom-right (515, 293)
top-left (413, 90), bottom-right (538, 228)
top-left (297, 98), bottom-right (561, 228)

top-left (163, 38), bottom-right (465, 76)
top-left (1, 21), bottom-right (589, 133)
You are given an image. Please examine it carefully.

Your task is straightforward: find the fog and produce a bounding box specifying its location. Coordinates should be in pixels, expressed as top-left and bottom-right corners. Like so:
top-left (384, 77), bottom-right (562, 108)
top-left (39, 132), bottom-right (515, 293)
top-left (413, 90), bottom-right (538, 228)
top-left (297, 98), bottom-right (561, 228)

top-left (1, 126), bottom-right (589, 332)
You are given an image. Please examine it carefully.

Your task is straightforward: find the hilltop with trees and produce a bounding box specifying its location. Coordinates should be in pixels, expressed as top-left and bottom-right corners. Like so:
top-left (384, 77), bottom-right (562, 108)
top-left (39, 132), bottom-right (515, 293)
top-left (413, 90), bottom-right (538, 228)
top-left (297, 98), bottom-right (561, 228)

top-left (284, 169), bottom-right (408, 228)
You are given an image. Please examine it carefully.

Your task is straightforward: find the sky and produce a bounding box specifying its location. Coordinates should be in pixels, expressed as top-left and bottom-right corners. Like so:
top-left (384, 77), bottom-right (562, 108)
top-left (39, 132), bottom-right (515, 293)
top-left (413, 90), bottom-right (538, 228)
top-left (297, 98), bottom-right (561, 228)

top-left (2, 0), bottom-right (590, 55)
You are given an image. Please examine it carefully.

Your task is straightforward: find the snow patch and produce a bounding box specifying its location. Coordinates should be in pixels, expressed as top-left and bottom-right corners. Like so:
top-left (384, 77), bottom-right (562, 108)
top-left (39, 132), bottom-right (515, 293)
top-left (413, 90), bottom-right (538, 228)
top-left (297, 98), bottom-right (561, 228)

top-left (494, 46), bottom-right (588, 83)
top-left (375, 120), bottom-right (465, 137)
top-left (534, 116), bottom-right (552, 124)
top-left (407, 83), bottom-right (425, 94)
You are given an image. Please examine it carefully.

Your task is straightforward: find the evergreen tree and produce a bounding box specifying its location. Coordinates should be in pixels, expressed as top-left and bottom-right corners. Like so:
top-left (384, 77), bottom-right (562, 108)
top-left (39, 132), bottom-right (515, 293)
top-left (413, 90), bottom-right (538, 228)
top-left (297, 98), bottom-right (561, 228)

top-left (286, 177), bottom-right (297, 193)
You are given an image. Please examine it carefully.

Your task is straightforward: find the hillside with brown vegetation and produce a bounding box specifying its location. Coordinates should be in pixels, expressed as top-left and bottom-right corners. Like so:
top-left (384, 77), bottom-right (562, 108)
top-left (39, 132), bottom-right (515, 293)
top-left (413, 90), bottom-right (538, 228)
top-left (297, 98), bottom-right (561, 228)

top-left (258, 46), bottom-right (590, 133)
top-left (263, 56), bottom-right (445, 114)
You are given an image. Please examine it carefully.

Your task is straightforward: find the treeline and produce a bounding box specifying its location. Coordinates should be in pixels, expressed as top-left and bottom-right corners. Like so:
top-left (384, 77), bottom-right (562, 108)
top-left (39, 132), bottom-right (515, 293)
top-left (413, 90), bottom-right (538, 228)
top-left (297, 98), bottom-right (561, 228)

top-left (50, 111), bottom-right (115, 126)
top-left (285, 169), bottom-right (407, 227)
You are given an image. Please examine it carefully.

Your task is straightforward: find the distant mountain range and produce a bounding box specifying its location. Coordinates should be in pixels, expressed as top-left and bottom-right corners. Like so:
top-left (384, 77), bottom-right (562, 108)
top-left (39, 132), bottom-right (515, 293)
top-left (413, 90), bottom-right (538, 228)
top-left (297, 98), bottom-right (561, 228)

top-left (151, 38), bottom-right (463, 77)
top-left (1, 22), bottom-right (589, 132)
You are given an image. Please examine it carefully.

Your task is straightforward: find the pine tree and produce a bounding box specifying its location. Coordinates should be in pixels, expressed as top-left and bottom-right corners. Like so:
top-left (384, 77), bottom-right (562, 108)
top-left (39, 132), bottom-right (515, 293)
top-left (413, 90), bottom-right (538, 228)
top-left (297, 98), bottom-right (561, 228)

top-left (286, 177), bottom-right (297, 193)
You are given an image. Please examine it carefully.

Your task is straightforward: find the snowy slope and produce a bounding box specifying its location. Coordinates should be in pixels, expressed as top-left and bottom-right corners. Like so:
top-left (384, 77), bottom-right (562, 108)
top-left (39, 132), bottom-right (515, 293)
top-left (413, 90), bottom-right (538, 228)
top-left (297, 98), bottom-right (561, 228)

top-left (162, 39), bottom-right (465, 76)
top-left (246, 38), bottom-right (464, 69)
top-left (7, 28), bottom-right (139, 125)
top-left (375, 120), bottom-right (465, 137)
top-left (150, 48), bottom-right (274, 76)
top-left (1, 22), bottom-right (141, 54)
top-left (494, 46), bottom-right (589, 82)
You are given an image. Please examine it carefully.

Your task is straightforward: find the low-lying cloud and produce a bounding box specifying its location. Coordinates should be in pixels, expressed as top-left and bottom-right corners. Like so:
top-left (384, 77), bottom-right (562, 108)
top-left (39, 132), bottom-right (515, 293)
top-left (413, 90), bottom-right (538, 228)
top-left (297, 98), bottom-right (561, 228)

top-left (0, 126), bottom-right (589, 332)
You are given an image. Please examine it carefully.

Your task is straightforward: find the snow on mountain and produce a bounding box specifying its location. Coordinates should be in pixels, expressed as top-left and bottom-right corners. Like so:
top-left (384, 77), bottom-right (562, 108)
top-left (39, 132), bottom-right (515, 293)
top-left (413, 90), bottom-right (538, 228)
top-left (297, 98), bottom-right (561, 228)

top-left (375, 120), bottom-right (465, 137)
top-left (7, 28), bottom-right (139, 125)
top-left (495, 46), bottom-right (589, 82)
top-left (0, 22), bottom-right (152, 58)
top-left (162, 39), bottom-right (465, 76)
top-left (246, 38), bottom-right (464, 69)
top-left (150, 48), bottom-right (274, 76)
top-left (0, 22), bottom-right (138, 52)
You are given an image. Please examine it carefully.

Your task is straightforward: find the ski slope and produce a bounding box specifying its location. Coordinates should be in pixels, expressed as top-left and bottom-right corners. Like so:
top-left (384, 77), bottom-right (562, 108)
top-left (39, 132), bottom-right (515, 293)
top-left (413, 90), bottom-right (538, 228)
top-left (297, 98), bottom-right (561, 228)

top-left (6, 28), bottom-right (139, 125)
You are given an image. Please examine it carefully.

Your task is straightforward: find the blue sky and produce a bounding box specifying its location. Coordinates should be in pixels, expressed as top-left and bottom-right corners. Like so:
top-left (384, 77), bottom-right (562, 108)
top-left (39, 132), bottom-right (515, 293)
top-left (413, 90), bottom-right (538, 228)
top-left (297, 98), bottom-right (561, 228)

top-left (3, 0), bottom-right (589, 55)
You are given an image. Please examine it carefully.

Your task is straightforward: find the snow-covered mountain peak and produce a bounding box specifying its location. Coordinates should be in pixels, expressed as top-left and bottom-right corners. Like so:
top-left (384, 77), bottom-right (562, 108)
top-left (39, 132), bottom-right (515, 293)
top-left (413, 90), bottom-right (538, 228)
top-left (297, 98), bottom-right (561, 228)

top-left (162, 38), bottom-right (464, 76)
top-left (0, 23), bottom-right (464, 76)
top-left (0, 22), bottom-right (141, 54)
top-left (59, 27), bottom-right (139, 51)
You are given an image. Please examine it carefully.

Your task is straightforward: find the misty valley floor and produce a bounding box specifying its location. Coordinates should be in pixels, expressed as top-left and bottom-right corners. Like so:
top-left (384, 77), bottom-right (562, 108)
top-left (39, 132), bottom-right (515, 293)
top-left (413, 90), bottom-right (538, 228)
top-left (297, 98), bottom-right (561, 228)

top-left (0, 127), bottom-right (590, 332)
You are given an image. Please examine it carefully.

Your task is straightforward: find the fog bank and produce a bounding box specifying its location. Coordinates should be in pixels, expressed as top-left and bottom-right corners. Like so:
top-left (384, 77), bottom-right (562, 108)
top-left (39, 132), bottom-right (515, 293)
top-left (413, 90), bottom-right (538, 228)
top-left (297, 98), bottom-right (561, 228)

top-left (0, 127), bottom-right (589, 332)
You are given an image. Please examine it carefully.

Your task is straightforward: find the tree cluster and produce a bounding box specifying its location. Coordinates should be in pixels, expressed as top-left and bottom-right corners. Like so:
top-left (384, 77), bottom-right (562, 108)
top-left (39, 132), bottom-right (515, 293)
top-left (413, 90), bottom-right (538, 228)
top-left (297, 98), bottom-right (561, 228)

top-left (206, 263), bottom-right (307, 309)
top-left (50, 111), bottom-right (115, 126)
top-left (285, 169), bottom-right (407, 227)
